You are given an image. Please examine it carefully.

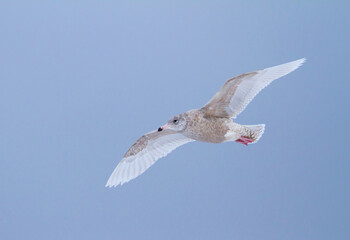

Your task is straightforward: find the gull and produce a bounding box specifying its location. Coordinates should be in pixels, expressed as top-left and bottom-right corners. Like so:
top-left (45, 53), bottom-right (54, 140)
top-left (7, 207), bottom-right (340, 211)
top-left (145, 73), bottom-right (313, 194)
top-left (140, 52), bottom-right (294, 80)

top-left (106, 58), bottom-right (305, 187)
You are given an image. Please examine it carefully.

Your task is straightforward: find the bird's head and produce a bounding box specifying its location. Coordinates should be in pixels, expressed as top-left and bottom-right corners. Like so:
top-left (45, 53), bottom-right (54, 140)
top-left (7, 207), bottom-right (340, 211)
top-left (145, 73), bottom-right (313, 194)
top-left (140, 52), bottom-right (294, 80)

top-left (158, 114), bottom-right (187, 132)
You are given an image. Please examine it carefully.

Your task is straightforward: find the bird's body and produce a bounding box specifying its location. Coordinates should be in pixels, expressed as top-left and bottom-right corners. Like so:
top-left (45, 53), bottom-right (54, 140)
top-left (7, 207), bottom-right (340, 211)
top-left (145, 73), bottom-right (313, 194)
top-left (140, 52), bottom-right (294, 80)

top-left (175, 109), bottom-right (262, 144)
top-left (178, 109), bottom-right (231, 143)
top-left (106, 58), bottom-right (305, 187)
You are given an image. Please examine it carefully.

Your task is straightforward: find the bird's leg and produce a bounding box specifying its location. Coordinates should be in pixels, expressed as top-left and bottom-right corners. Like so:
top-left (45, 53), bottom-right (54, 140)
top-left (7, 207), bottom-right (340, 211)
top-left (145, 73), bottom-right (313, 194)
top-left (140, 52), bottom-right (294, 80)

top-left (235, 136), bottom-right (253, 146)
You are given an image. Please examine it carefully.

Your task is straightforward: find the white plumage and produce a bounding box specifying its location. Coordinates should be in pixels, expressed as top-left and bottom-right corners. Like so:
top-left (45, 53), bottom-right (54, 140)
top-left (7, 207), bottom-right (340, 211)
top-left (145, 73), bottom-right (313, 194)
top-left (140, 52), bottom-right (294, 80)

top-left (106, 131), bottom-right (194, 187)
top-left (204, 58), bottom-right (305, 118)
top-left (106, 58), bottom-right (305, 187)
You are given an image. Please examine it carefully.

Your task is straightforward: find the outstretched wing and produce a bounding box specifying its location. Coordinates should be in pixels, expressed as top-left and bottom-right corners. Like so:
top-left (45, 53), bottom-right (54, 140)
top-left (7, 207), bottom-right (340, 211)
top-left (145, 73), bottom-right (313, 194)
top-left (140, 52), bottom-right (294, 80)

top-left (201, 58), bottom-right (305, 118)
top-left (106, 129), bottom-right (194, 187)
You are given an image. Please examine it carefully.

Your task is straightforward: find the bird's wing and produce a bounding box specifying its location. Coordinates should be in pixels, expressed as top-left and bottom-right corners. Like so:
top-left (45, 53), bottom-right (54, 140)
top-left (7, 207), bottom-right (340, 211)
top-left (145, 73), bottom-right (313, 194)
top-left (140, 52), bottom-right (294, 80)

top-left (106, 129), bottom-right (194, 187)
top-left (201, 58), bottom-right (305, 118)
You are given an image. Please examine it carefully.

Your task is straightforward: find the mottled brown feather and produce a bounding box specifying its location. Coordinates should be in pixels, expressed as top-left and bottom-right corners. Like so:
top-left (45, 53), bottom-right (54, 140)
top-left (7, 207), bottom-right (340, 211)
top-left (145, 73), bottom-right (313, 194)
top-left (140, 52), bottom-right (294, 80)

top-left (201, 72), bottom-right (257, 118)
top-left (124, 130), bottom-right (177, 158)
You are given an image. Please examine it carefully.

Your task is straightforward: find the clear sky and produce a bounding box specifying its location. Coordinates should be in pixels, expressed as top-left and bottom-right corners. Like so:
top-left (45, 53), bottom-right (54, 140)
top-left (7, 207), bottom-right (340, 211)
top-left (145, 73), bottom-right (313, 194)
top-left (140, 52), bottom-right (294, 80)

top-left (1, 1), bottom-right (349, 240)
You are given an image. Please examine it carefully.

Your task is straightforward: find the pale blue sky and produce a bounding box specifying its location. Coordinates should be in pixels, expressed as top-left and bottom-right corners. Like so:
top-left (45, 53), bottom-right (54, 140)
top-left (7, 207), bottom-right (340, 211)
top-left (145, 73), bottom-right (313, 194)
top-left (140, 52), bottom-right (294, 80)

top-left (0, 1), bottom-right (349, 240)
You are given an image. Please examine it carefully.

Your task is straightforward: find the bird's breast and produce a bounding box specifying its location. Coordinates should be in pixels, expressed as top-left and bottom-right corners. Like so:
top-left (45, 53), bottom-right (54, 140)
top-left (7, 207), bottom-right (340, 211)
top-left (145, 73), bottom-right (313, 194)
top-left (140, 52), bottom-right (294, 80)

top-left (183, 111), bottom-right (230, 143)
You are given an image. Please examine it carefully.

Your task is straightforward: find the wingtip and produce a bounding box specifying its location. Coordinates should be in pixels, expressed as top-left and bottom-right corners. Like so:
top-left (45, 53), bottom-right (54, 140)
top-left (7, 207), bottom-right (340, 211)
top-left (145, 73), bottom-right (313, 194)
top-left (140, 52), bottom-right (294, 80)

top-left (272, 57), bottom-right (306, 75)
top-left (105, 179), bottom-right (120, 187)
top-left (105, 182), bottom-right (118, 188)
top-left (105, 177), bottom-right (118, 188)
top-left (105, 177), bottom-right (124, 188)
top-left (294, 58), bottom-right (306, 68)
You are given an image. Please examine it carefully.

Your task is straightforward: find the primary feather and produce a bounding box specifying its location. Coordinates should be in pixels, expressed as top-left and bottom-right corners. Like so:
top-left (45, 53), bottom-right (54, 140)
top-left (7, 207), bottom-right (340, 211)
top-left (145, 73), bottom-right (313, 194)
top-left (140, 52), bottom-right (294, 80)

top-left (106, 58), bottom-right (305, 187)
top-left (202, 58), bottom-right (305, 118)
top-left (106, 130), bottom-right (194, 187)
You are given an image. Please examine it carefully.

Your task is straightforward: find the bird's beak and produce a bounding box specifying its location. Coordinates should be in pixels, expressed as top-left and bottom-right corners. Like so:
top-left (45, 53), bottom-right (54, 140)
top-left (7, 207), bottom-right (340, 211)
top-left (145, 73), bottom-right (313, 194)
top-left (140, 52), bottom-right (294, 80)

top-left (158, 124), bottom-right (168, 132)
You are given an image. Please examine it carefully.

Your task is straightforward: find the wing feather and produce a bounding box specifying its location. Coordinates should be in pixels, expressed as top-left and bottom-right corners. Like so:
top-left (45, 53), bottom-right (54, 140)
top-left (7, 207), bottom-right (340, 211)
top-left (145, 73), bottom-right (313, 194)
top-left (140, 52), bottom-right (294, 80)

top-left (201, 58), bottom-right (305, 118)
top-left (106, 129), bottom-right (194, 187)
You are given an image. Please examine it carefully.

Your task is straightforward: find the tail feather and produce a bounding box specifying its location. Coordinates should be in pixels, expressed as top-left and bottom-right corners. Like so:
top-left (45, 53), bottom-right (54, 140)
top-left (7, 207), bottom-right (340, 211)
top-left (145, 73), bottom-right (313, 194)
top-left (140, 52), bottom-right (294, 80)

top-left (242, 124), bottom-right (265, 144)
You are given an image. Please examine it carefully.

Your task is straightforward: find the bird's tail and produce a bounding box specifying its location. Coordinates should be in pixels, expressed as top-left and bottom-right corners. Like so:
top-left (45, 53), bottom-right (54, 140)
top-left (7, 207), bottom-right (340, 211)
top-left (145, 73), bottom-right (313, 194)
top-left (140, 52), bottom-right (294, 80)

top-left (241, 124), bottom-right (265, 144)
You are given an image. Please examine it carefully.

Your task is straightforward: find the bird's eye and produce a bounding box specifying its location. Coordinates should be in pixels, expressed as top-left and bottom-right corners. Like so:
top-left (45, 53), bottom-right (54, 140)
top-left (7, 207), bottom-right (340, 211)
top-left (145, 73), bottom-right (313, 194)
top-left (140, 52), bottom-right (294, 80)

top-left (173, 119), bottom-right (178, 124)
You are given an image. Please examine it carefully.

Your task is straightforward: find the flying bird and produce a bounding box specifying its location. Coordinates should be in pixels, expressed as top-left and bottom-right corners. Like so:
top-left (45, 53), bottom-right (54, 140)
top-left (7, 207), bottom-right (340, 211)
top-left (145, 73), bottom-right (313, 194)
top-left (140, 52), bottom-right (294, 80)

top-left (106, 58), bottom-right (305, 187)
